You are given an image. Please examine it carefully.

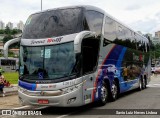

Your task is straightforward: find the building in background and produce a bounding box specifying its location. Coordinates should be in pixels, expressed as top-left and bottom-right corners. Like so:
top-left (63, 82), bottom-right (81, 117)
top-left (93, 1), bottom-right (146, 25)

top-left (17, 21), bottom-right (24, 31)
top-left (145, 33), bottom-right (153, 44)
top-left (0, 42), bottom-right (3, 54)
top-left (9, 49), bottom-right (19, 56)
top-left (0, 21), bottom-right (5, 29)
top-left (145, 31), bottom-right (160, 45)
top-left (152, 31), bottom-right (160, 45)
top-left (155, 31), bottom-right (160, 39)
top-left (6, 22), bottom-right (13, 29)
top-left (152, 37), bottom-right (160, 45)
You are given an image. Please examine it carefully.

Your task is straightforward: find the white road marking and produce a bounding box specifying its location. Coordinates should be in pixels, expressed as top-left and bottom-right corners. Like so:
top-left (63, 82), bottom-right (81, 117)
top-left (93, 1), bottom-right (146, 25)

top-left (147, 84), bottom-right (160, 87)
top-left (34, 106), bottom-right (48, 110)
top-left (56, 112), bottom-right (76, 118)
top-left (56, 114), bottom-right (70, 118)
top-left (13, 105), bottom-right (31, 109)
top-left (13, 105), bottom-right (48, 110)
top-left (12, 105), bottom-right (73, 118)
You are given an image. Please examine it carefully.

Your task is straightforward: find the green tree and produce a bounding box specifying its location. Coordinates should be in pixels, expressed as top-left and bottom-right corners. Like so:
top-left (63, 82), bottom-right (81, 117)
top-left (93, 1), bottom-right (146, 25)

top-left (3, 35), bottom-right (20, 49)
top-left (150, 43), bottom-right (160, 59)
top-left (11, 29), bottom-right (22, 35)
top-left (3, 35), bottom-right (13, 44)
top-left (2, 27), bottom-right (21, 49)
top-left (8, 51), bottom-right (15, 57)
top-left (0, 29), bottom-right (4, 34)
top-left (4, 26), bottom-right (11, 34)
top-left (0, 27), bottom-right (21, 57)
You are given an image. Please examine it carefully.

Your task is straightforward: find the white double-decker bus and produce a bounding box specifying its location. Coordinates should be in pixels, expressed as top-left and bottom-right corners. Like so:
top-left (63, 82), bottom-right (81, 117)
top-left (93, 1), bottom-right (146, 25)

top-left (4, 5), bottom-right (151, 106)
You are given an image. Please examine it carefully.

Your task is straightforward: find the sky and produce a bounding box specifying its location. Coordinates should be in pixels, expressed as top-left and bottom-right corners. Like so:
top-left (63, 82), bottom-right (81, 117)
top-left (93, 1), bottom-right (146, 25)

top-left (0, 0), bottom-right (160, 35)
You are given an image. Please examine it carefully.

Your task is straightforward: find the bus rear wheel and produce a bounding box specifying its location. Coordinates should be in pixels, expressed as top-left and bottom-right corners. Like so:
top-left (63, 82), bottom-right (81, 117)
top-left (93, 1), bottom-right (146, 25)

top-left (142, 78), bottom-right (147, 89)
top-left (99, 81), bottom-right (108, 105)
top-left (110, 80), bottom-right (118, 101)
top-left (138, 78), bottom-right (143, 91)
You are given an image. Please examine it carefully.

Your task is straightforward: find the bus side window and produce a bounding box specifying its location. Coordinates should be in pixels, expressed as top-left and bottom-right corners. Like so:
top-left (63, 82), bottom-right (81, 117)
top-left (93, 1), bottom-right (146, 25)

top-left (85, 10), bottom-right (104, 35)
top-left (104, 16), bottom-right (116, 42)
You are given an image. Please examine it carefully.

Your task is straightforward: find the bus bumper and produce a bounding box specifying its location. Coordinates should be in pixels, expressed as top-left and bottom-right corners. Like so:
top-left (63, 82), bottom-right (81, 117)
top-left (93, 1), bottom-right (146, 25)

top-left (18, 85), bottom-right (83, 107)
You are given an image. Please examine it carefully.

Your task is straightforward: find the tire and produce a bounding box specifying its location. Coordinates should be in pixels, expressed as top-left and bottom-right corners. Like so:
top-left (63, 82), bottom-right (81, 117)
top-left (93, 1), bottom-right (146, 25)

top-left (98, 81), bottom-right (109, 106)
top-left (142, 78), bottom-right (147, 89)
top-left (110, 80), bottom-right (118, 101)
top-left (138, 78), bottom-right (143, 91)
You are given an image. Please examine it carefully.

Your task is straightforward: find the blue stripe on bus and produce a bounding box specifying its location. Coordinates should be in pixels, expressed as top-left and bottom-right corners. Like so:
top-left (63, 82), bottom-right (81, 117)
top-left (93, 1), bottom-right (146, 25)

top-left (96, 45), bottom-right (124, 101)
top-left (115, 47), bottom-right (128, 93)
top-left (116, 47), bottom-right (127, 69)
top-left (103, 45), bottom-right (123, 67)
top-left (116, 47), bottom-right (127, 80)
top-left (96, 45), bottom-right (139, 100)
top-left (19, 80), bottom-right (36, 91)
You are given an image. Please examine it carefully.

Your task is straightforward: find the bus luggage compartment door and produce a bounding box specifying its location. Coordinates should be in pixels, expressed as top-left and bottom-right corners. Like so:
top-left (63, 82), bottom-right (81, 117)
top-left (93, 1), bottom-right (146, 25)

top-left (82, 73), bottom-right (94, 104)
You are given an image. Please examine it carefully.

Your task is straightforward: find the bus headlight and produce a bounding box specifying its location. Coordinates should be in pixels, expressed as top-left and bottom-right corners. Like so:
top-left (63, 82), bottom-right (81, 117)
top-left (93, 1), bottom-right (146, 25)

top-left (18, 86), bottom-right (41, 96)
top-left (62, 82), bottom-right (82, 94)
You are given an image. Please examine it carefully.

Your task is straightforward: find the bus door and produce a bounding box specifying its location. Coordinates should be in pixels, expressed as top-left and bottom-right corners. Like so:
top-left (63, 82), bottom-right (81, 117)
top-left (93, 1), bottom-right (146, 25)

top-left (81, 38), bottom-right (100, 104)
top-left (82, 46), bottom-right (95, 104)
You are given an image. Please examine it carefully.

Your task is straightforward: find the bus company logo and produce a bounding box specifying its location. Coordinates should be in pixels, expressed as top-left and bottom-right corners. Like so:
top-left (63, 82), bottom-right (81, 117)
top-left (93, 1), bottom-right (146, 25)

top-left (47, 37), bottom-right (63, 43)
top-left (40, 85), bottom-right (48, 88)
top-left (49, 84), bottom-right (56, 88)
top-left (31, 40), bottom-right (45, 45)
top-left (40, 84), bottom-right (56, 89)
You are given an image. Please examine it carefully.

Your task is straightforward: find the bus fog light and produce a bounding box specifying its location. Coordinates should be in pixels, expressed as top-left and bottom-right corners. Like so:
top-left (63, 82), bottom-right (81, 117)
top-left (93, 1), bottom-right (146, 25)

top-left (67, 97), bottom-right (76, 104)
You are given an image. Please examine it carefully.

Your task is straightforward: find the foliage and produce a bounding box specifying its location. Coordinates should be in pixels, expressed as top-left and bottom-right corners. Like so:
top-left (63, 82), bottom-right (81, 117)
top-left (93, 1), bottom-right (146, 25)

top-left (3, 72), bottom-right (18, 84)
top-left (8, 51), bottom-right (15, 57)
top-left (150, 43), bottom-right (160, 59)
top-left (3, 35), bottom-right (13, 44)
top-left (0, 29), bottom-right (4, 34)
top-left (1, 27), bottom-right (21, 51)
top-left (1, 26), bottom-right (22, 35)
top-left (4, 26), bottom-right (11, 34)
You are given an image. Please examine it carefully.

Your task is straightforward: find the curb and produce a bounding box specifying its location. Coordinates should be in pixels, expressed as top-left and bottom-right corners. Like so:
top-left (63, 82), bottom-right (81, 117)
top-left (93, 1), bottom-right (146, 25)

top-left (0, 86), bottom-right (18, 97)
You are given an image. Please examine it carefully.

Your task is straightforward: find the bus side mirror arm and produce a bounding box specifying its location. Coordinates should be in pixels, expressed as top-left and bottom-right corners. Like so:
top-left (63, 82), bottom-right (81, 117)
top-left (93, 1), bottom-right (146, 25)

top-left (74, 31), bottom-right (96, 53)
top-left (3, 37), bottom-right (21, 59)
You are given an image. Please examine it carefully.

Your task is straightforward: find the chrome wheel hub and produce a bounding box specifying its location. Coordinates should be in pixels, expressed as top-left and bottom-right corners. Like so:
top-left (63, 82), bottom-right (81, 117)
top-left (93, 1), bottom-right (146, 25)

top-left (101, 85), bottom-right (107, 102)
top-left (111, 83), bottom-right (117, 98)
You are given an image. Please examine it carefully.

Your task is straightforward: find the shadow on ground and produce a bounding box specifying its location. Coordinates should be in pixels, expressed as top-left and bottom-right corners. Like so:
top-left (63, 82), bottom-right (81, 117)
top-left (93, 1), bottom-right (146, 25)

top-left (39, 88), bottom-right (148, 115)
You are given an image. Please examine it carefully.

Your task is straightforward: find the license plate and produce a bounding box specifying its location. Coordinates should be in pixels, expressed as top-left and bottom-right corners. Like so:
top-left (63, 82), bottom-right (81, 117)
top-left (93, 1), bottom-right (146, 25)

top-left (38, 99), bottom-right (49, 104)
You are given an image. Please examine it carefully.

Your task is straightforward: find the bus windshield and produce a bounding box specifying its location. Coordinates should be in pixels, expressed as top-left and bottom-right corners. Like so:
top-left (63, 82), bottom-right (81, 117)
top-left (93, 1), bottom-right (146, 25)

top-left (22, 8), bottom-right (83, 39)
top-left (19, 42), bottom-right (77, 81)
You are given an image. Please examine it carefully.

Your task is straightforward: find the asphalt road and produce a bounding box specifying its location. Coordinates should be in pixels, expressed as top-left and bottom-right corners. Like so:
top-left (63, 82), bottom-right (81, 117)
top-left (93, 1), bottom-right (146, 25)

top-left (2, 74), bottom-right (160, 118)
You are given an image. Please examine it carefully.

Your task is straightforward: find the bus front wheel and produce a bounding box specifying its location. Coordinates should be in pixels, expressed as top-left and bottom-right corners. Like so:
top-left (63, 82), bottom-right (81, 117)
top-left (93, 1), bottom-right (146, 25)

top-left (99, 81), bottom-right (109, 105)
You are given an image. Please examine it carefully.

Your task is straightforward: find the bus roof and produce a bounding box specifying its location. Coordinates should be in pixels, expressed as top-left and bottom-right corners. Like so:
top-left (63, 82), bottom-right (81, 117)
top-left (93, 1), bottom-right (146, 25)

top-left (32, 5), bottom-right (106, 16)
top-left (29, 5), bottom-right (148, 42)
